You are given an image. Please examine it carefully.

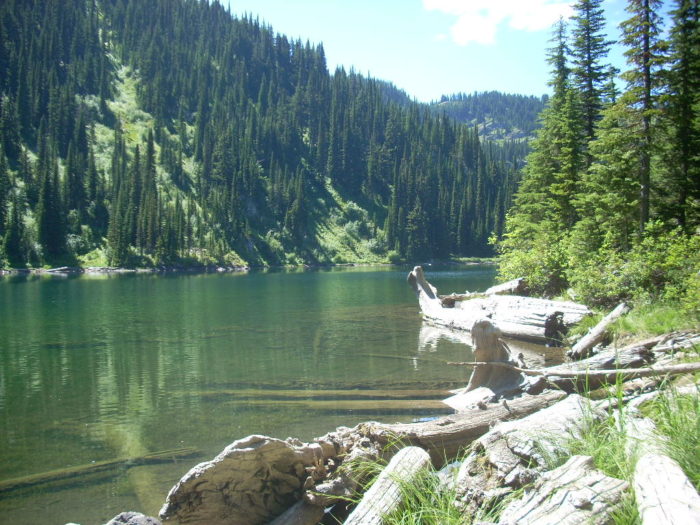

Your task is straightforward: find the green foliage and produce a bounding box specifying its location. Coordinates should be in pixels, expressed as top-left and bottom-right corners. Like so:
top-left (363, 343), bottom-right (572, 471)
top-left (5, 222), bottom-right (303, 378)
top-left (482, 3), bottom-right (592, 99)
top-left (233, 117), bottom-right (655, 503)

top-left (498, 225), bottom-right (568, 296)
top-left (567, 224), bottom-right (700, 310)
top-left (497, 1), bottom-right (700, 316)
top-left (0, 0), bottom-right (531, 268)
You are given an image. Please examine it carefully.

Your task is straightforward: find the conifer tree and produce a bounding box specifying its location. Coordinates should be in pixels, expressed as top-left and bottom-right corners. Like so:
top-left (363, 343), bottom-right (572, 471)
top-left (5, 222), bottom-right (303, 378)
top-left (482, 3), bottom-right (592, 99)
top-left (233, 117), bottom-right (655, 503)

top-left (570, 0), bottom-right (614, 142)
top-left (619, 0), bottom-right (666, 231)
top-left (666, 0), bottom-right (700, 229)
top-left (497, 19), bottom-right (582, 294)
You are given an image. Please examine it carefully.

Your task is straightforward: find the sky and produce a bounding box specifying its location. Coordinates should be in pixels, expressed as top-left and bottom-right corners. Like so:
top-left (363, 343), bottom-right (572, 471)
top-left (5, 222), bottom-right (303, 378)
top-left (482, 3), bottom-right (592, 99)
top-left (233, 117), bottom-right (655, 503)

top-left (223, 1), bottom-right (651, 103)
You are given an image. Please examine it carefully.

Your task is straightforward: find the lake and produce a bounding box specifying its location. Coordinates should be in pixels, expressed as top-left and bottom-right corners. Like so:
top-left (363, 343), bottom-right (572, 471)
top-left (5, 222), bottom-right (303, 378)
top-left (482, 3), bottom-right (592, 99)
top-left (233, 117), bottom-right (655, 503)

top-left (0, 264), bottom-right (496, 525)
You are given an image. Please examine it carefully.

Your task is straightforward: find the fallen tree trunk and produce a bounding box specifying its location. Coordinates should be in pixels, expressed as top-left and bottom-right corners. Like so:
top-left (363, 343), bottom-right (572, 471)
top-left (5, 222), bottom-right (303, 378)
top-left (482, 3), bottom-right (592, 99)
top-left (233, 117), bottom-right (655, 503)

top-left (568, 302), bottom-right (630, 360)
top-left (407, 266), bottom-right (590, 344)
top-left (625, 416), bottom-right (700, 525)
top-left (498, 455), bottom-right (629, 525)
top-left (344, 447), bottom-right (431, 525)
top-left (327, 389), bottom-right (568, 466)
top-left (454, 394), bottom-right (603, 513)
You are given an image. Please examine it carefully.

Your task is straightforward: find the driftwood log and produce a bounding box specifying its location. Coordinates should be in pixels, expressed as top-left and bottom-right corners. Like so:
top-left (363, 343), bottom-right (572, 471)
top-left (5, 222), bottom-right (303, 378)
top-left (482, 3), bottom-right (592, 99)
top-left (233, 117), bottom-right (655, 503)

top-left (455, 394), bottom-right (602, 513)
top-left (567, 302), bottom-right (630, 359)
top-left (344, 446), bottom-right (431, 525)
top-left (407, 266), bottom-right (590, 344)
top-left (625, 416), bottom-right (700, 525)
top-left (444, 319), bottom-right (526, 411)
top-left (498, 455), bottom-right (629, 525)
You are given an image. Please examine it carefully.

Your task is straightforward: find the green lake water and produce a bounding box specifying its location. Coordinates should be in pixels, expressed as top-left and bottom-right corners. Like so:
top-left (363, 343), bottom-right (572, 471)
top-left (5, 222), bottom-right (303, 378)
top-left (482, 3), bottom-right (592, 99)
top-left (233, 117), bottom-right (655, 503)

top-left (0, 264), bottom-right (497, 524)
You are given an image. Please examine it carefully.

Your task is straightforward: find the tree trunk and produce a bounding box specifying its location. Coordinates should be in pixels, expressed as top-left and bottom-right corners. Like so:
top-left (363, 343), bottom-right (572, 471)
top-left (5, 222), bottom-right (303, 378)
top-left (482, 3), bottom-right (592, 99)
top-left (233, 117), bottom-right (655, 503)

top-left (625, 416), bottom-right (700, 525)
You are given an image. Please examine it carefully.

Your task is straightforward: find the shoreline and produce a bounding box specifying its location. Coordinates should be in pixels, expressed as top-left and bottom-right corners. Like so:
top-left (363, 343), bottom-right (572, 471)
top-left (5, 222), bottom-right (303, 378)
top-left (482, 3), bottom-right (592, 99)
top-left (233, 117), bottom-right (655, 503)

top-left (0, 258), bottom-right (496, 278)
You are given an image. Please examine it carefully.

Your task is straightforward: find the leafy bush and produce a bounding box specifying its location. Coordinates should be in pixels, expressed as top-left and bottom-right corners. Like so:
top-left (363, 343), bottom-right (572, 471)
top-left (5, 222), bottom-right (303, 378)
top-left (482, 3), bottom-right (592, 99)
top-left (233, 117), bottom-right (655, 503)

top-left (498, 230), bottom-right (569, 297)
top-left (567, 224), bottom-right (700, 310)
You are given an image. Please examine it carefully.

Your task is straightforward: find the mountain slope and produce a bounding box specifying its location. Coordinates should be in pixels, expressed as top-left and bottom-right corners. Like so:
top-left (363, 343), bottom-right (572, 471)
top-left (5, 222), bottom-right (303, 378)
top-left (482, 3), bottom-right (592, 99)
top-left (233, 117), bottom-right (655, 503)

top-left (0, 0), bottom-right (528, 268)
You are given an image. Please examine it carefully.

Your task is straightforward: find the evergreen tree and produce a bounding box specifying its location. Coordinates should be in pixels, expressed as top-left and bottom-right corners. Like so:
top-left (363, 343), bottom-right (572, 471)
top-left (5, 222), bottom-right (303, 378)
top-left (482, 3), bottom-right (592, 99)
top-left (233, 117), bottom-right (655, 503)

top-left (619, 0), bottom-right (666, 231)
top-left (3, 194), bottom-right (24, 266)
top-left (570, 0), bottom-right (614, 143)
top-left (36, 154), bottom-right (66, 261)
top-left (666, 0), bottom-right (700, 229)
top-left (498, 19), bottom-right (583, 294)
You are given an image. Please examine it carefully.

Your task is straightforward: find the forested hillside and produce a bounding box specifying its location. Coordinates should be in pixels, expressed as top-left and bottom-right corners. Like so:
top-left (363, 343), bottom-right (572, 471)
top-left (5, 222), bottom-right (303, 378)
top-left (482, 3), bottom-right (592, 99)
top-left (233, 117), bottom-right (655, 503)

top-left (432, 92), bottom-right (546, 140)
top-left (0, 0), bottom-right (530, 268)
top-left (497, 0), bottom-right (699, 316)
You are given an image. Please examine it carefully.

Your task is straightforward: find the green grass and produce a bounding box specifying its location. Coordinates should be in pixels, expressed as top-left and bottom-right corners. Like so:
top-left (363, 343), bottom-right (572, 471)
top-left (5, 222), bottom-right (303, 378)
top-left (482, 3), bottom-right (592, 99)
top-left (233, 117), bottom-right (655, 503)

top-left (383, 468), bottom-right (464, 525)
top-left (611, 302), bottom-right (699, 338)
top-left (642, 389), bottom-right (700, 491)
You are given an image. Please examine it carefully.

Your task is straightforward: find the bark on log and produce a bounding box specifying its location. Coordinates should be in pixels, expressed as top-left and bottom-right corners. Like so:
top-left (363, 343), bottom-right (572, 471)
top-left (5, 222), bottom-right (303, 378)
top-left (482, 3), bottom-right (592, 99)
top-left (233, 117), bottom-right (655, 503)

top-left (568, 302), bottom-right (630, 360)
top-left (344, 447), bottom-right (431, 525)
top-left (305, 391), bottom-right (568, 510)
top-left (454, 394), bottom-right (603, 513)
top-left (498, 455), bottom-right (629, 525)
top-left (325, 390), bottom-right (568, 466)
top-left (159, 436), bottom-right (327, 525)
top-left (625, 416), bottom-right (700, 525)
top-left (407, 266), bottom-right (590, 344)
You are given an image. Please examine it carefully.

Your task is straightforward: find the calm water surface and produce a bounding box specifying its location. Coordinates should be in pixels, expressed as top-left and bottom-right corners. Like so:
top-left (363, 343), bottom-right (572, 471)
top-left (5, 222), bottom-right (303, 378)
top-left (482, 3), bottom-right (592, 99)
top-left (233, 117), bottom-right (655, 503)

top-left (0, 265), bottom-right (496, 524)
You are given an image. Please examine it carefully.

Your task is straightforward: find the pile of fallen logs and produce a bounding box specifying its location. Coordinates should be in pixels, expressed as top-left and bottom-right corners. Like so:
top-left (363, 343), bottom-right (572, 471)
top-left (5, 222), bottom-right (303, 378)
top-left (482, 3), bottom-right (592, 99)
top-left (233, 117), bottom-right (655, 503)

top-left (407, 266), bottom-right (591, 345)
top-left (151, 316), bottom-right (700, 525)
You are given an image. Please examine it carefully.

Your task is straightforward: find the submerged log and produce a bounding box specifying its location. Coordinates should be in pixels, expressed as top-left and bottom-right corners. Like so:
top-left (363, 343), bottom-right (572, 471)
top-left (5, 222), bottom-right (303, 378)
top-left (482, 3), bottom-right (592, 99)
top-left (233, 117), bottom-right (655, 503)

top-left (0, 447), bottom-right (200, 494)
top-left (407, 266), bottom-right (590, 344)
top-left (568, 302), bottom-right (630, 360)
top-left (344, 447), bottom-right (431, 525)
top-left (498, 455), bottom-right (629, 525)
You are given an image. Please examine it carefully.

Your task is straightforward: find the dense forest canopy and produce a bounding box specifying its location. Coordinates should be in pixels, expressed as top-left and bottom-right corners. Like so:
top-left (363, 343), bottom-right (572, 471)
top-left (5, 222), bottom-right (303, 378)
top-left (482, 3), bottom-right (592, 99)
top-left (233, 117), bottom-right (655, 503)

top-left (497, 0), bottom-right (699, 314)
top-left (0, 0), bottom-right (533, 268)
top-left (432, 92), bottom-right (548, 140)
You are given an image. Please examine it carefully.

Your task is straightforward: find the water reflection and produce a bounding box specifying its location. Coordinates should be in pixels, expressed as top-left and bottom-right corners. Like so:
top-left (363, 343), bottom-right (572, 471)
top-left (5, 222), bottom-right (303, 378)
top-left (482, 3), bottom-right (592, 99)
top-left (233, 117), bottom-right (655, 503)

top-left (0, 265), bottom-right (496, 524)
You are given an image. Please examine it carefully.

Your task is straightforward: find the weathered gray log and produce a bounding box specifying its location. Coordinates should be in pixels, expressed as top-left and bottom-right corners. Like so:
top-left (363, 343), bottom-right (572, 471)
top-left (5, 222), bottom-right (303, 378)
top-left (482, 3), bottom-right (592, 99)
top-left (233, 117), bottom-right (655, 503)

top-left (408, 266), bottom-right (590, 344)
top-left (625, 416), bottom-right (700, 525)
top-left (104, 512), bottom-right (162, 525)
top-left (449, 360), bottom-right (700, 393)
top-left (326, 390), bottom-right (568, 466)
top-left (568, 302), bottom-right (630, 360)
top-left (454, 394), bottom-right (602, 513)
top-left (484, 278), bottom-right (527, 296)
top-left (344, 447), bottom-right (431, 525)
top-left (439, 278), bottom-right (527, 306)
top-left (159, 435), bottom-right (326, 525)
top-left (498, 455), bottom-right (629, 525)
top-left (305, 390), bottom-right (568, 510)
